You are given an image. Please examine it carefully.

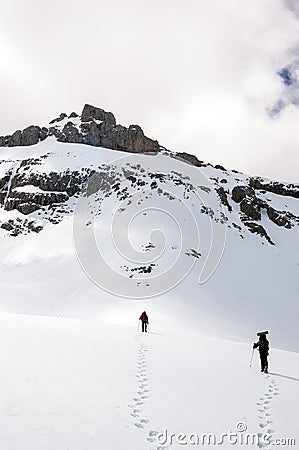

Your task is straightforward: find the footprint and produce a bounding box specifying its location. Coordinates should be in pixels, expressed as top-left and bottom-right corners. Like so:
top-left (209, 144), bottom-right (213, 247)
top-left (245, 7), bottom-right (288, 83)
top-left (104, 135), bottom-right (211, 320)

top-left (132, 336), bottom-right (150, 432)
top-left (148, 430), bottom-right (158, 437)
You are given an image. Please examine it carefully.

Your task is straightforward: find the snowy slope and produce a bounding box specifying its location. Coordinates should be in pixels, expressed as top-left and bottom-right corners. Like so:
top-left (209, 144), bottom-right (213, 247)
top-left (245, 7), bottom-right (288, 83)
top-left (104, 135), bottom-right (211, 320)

top-left (0, 136), bottom-right (298, 351)
top-left (0, 313), bottom-right (298, 450)
top-left (0, 106), bottom-right (299, 450)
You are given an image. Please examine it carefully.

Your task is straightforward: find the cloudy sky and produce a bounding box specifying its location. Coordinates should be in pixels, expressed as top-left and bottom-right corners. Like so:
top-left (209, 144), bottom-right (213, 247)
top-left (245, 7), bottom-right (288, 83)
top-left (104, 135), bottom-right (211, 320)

top-left (1, 0), bottom-right (299, 182)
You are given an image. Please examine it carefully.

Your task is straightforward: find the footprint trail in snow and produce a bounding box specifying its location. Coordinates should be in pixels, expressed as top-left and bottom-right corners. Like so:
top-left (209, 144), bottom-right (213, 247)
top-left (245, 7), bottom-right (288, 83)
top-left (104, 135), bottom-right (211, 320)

top-left (256, 374), bottom-right (280, 449)
top-left (128, 332), bottom-right (167, 450)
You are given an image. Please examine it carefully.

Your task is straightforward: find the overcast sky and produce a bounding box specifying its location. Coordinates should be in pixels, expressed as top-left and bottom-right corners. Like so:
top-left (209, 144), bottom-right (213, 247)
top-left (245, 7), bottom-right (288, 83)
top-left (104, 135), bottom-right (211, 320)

top-left (1, 0), bottom-right (299, 182)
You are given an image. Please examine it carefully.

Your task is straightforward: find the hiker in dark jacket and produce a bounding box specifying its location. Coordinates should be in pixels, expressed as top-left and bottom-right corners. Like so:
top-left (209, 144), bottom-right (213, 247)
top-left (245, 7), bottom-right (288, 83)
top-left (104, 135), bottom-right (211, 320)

top-left (139, 311), bottom-right (149, 332)
top-left (253, 334), bottom-right (269, 373)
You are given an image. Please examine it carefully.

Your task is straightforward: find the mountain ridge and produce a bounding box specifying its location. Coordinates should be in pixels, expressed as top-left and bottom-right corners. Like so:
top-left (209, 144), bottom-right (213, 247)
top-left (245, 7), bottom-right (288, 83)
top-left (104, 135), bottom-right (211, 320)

top-left (0, 104), bottom-right (298, 243)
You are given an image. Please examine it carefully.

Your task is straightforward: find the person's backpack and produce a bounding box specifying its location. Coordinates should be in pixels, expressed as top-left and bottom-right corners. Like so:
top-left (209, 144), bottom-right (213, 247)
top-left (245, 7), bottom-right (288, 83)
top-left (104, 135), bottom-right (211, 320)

top-left (259, 339), bottom-right (269, 353)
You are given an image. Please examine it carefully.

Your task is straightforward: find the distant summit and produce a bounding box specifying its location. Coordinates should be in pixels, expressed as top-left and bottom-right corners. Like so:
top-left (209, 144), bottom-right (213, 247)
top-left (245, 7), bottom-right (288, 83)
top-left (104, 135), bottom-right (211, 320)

top-left (0, 104), bottom-right (160, 155)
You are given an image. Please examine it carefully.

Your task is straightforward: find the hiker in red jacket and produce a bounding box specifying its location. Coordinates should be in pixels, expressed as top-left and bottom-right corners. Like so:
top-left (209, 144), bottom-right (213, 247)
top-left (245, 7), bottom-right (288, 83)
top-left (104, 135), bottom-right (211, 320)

top-left (139, 311), bottom-right (149, 332)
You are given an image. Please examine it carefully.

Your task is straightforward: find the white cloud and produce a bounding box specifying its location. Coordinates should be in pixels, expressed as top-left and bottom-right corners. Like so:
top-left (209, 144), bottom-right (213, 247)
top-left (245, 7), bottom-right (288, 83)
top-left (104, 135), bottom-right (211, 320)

top-left (0, 0), bottom-right (299, 181)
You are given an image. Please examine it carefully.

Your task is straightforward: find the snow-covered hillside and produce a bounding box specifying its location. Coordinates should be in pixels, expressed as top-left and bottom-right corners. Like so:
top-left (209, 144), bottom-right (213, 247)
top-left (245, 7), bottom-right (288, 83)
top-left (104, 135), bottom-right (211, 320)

top-left (0, 105), bottom-right (298, 351)
top-left (1, 313), bottom-right (298, 450)
top-left (0, 104), bottom-right (298, 449)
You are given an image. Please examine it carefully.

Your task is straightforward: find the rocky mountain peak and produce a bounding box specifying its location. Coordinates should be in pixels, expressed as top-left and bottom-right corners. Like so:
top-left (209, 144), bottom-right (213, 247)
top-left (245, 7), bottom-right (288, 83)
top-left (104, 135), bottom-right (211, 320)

top-left (0, 104), bottom-right (298, 246)
top-left (81, 104), bottom-right (116, 125)
top-left (0, 104), bottom-right (160, 155)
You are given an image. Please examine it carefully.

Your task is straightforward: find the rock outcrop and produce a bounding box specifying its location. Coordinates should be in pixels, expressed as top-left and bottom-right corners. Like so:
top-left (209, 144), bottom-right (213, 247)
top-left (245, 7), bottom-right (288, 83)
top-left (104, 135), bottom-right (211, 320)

top-left (231, 185), bottom-right (262, 221)
top-left (5, 190), bottom-right (69, 215)
top-left (243, 221), bottom-right (275, 245)
top-left (0, 126), bottom-right (48, 147)
top-left (231, 181), bottom-right (299, 240)
top-left (174, 152), bottom-right (206, 167)
top-left (249, 177), bottom-right (299, 199)
top-left (0, 104), bottom-right (160, 154)
top-left (81, 104), bottom-right (116, 125)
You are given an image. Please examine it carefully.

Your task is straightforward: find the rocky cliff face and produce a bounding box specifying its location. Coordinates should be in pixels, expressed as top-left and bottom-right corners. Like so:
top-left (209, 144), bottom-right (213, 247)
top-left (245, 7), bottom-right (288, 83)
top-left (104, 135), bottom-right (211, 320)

top-left (0, 104), bottom-right (160, 154)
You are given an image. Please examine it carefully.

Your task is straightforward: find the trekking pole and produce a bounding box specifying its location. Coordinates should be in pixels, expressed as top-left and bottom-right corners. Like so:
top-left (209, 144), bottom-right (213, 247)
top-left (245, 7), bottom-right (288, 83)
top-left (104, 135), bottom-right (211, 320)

top-left (249, 348), bottom-right (254, 368)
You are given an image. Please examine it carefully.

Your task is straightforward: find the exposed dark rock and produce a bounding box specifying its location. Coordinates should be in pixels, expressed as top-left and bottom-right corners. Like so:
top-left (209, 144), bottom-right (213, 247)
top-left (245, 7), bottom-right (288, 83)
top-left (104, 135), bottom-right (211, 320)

top-left (80, 120), bottom-right (102, 146)
top-left (249, 177), bottom-right (299, 199)
top-left (0, 217), bottom-right (43, 236)
top-left (81, 104), bottom-right (116, 126)
top-left (0, 104), bottom-right (160, 154)
top-left (40, 127), bottom-right (48, 141)
top-left (214, 164), bottom-right (227, 171)
top-left (1, 127), bottom-right (43, 147)
top-left (185, 249), bottom-right (201, 258)
top-left (216, 187), bottom-right (232, 212)
top-left (69, 112), bottom-right (78, 119)
top-left (232, 222), bottom-right (242, 231)
top-left (0, 173), bottom-right (11, 190)
top-left (96, 122), bottom-right (159, 154)
top-left (57, 122), bottom-right (83, 144)
top-left (232, 185), bottom-right (262, 220)
top-left (3, 186), bottom-right (69, 213)
top-left (49, 113), bottom-right (68, 124)
top-left (21, 126), bottom-right (41, 146)
top-left (9, 130), bottom-right (22, 146)
top-left (27, 221), bottom-right (43, 233)
top-left (267, 206), bottom-right (298, 228)
top-left (122, 263), bottom-right (156, 274)
top-left (244, 221), bottom-right (275, 245)
top-left (232, 185), bottom-right (255, 203)
top-left (240, 198), bottom-right (261, 221)
top-left (174, 152), bottom-right (204, 167)
top-left (16, 203), bottom-right (41, 215)
top-left (1, 221), bottom-right (14, 231)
